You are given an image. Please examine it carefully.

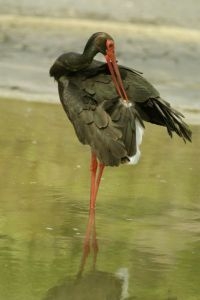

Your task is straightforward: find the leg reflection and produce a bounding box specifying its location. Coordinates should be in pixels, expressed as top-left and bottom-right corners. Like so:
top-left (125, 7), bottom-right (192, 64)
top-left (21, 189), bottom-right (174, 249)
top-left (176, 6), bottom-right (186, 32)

top-left (43, 207), bottom-right (132, 299)
top-left (78, 207), bottom-right (98, 277)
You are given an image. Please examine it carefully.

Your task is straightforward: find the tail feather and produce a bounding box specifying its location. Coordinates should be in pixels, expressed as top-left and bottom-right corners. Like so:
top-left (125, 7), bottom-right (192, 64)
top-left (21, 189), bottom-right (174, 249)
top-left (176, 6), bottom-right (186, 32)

top-left (154, 98), bottom-right (192, 142)
top-left (106, 99), bottom-right (144, 157)
top-left (137, 97), bottom-right (192, 143)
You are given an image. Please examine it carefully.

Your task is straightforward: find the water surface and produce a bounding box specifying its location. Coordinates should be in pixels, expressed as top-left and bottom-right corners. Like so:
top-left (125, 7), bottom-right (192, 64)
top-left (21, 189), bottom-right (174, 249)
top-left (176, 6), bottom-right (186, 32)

top-left (0, 98), bottom-right (199, 300)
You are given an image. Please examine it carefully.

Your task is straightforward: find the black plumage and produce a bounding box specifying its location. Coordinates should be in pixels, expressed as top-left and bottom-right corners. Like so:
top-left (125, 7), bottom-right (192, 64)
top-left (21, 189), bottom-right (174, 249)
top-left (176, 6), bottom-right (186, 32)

top-left (50, 32), bottom-right (192, 167)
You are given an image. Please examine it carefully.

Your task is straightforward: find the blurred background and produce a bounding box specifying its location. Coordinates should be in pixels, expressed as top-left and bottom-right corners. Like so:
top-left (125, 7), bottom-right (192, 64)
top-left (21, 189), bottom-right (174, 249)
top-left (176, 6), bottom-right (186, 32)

top-left (0, 0), bottom-right (200, 120)
top-left (0, 1), bottom-right (200, 300)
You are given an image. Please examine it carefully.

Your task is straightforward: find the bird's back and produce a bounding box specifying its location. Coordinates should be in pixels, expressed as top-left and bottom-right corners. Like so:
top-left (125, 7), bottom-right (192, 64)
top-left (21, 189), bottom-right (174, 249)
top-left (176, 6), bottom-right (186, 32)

top-left (50, 55), bottom-right (191, 166)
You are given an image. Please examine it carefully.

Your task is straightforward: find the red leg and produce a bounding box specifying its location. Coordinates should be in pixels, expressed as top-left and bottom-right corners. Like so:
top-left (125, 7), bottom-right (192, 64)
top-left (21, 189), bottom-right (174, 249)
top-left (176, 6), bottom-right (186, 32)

top-left (93, 162), bottom-right (105, 202)
top-left (90, 152), bottom-right (105, 209)
top-left (77, 207), bottom-right (95, 278)
top-left (90, 152), bottom-right (98, 209)
top-left (92, 210), bottom-right (98, 270)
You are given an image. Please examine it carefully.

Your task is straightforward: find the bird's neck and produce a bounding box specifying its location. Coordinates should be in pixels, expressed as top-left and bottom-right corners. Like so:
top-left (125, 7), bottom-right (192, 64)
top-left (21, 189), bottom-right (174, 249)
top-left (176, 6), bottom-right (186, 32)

top-left (67, 46), bottom-right (99, 72)
top-left (82, 42), bottom-right (99, 65)
top-left (50, 42), bottom-right (99, 78)
top-left (73, 53), bottom-right (94, 70)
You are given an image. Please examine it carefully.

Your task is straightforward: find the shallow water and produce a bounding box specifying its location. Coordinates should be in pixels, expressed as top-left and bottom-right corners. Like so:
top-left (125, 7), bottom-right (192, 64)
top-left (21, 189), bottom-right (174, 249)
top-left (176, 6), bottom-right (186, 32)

top-left (0, 98), bottom-right (200, 300)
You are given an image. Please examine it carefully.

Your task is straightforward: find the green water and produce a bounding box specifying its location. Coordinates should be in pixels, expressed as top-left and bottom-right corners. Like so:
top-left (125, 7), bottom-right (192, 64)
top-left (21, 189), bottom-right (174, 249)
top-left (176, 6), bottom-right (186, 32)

top-left (0, 98), bottom-right (199, 300)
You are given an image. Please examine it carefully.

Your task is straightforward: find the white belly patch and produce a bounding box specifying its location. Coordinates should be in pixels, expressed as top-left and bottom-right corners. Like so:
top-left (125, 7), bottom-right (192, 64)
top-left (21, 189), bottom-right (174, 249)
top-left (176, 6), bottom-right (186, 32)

top-left (128, 119), bottom-right (144, 165)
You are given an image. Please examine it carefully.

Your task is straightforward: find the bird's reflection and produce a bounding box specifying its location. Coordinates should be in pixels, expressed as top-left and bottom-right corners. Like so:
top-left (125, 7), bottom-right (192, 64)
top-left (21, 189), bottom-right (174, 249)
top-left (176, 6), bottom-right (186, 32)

top-left (44, 208), bottom-right (133, 300)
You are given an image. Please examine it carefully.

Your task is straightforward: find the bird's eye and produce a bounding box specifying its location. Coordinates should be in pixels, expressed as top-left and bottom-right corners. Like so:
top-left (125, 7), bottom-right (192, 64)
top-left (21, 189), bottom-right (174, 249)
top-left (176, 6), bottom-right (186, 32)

top-left (106, 39), bottom-right (114, 50)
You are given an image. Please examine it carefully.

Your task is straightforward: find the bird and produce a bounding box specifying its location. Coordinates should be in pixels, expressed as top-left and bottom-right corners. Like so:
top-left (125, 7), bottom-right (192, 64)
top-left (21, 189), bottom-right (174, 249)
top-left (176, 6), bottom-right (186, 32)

top-left (50, 32), bottom-right (192, 210)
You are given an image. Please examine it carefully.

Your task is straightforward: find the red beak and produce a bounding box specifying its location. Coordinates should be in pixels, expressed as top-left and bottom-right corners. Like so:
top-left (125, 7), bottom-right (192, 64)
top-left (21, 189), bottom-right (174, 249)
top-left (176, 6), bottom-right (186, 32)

top-left (105, 39), bottom-right (128, 101)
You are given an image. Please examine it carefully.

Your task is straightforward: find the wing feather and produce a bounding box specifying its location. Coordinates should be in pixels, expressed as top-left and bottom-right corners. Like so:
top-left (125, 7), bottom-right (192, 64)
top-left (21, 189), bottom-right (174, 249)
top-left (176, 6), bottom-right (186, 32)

top-left (58, 79), bottom-right (129, 166)
top-left (119, 66), bottom-right (192, 142)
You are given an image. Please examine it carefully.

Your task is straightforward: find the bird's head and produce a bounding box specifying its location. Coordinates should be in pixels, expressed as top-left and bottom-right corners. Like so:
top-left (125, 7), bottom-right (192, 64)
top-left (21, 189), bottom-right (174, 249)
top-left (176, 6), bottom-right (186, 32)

top-left (84, 32), bottom-right (128, 101)
top-left (84, 32), bottom-right (114, 55)
top-left (83, 32), bottom-right (118, 67)
top-left (50, 33), bottom-right (115, 78)
top-left (50, 32), bottom-right (128, 101)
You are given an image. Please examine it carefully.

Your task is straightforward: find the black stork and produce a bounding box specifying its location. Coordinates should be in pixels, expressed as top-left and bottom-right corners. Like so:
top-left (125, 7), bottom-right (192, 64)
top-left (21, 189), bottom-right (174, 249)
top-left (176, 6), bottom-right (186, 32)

top-left (50, 32), bottom-right (192, 210)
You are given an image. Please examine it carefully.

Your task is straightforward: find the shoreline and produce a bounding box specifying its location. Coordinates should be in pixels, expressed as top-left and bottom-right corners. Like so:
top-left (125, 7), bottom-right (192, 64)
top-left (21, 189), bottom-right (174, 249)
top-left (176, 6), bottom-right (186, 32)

top-left (1, 96), bottom-right (199, 125)
top-left (1, 14), bottom-right (200, 41)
